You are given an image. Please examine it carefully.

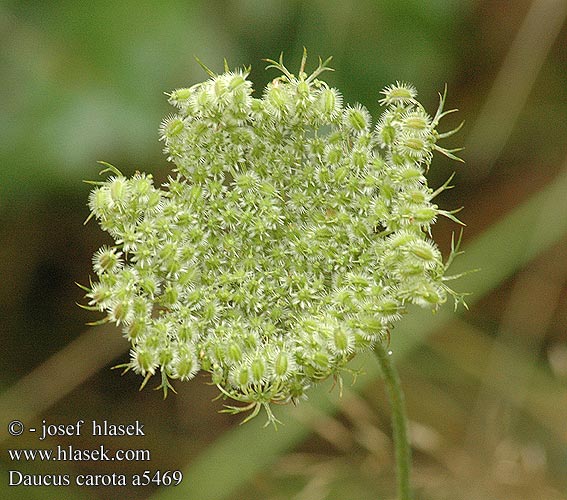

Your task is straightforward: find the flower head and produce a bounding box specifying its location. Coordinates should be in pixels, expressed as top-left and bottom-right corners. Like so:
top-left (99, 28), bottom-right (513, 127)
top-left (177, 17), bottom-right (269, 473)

top-left (82, 53), bottom-right (464, 426)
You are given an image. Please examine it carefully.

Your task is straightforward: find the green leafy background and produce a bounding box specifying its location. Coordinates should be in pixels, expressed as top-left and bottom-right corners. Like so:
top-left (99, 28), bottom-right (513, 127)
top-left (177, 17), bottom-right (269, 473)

top-left (2, 1), bottom-right (567, 499)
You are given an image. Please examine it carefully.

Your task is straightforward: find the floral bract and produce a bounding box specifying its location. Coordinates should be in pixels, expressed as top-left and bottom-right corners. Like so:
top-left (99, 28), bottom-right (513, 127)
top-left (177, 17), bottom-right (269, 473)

top-left (83, 54), bottom-right (463, 425)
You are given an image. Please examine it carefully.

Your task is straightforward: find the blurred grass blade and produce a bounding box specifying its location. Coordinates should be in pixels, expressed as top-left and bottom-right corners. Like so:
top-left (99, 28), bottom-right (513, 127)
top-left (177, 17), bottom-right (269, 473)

top-left (448, 167), bottom-right (567, 295)
top-left (431, 319), bottom-right (567, 443)
top-left (0, 326), bottom-right (126, 445)
top-left (152, 381), bottom-right (342, 500)
top-left (155, 417), bottom-right (304, 500)
top-left (465, 0), bottom-right (567, 174)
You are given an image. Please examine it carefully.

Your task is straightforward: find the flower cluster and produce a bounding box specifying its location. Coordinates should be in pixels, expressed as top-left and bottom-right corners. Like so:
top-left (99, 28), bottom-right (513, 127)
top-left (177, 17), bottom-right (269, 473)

top-left (82, 53), bottom-right (463, 425)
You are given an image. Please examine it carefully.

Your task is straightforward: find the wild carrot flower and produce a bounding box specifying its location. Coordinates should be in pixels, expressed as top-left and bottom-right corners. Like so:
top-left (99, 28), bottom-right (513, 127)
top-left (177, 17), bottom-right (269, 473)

top-left (82, 52), bottom-right (464, 425)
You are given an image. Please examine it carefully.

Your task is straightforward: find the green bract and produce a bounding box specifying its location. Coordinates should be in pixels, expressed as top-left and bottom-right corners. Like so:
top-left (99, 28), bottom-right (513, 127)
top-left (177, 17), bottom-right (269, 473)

top-left (83, 54), bottom-right (463, 425)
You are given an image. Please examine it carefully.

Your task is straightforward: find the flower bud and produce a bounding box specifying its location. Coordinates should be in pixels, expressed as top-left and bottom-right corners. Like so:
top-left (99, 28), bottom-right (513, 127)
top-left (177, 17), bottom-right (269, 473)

top-left (344, 105), bottom-right (371, 133)
top-left (379, 82), bottom-right (417, 106)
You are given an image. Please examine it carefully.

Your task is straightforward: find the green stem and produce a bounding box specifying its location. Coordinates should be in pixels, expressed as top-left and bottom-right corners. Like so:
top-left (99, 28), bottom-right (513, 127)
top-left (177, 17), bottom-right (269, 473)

top-left (374, 341), bottom-right (413, 500)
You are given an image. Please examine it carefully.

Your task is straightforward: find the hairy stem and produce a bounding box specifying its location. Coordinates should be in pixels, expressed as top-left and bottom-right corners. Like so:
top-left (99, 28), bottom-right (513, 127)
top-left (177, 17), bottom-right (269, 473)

top-left (374, 341), bottom-right (413, 500)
